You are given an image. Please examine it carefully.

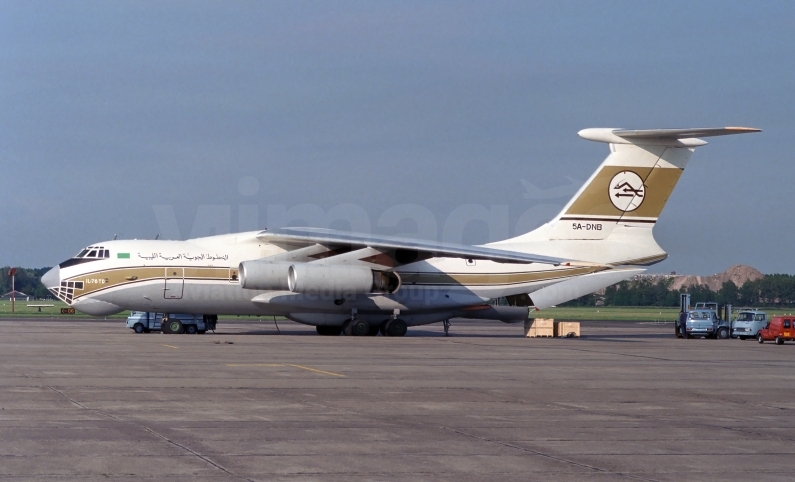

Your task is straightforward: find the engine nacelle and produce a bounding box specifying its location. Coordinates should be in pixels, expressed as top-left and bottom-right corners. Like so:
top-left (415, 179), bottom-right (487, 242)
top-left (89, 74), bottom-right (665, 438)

top-left (238, 261), bottom-right (292, 290)
top-left (287, 264), bottom-right (400, 296)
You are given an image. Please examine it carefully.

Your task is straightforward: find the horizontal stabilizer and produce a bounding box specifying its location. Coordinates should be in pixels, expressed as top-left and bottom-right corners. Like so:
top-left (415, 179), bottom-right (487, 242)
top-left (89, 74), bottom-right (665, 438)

top-left (614, 127), bottom-right (760, 139)
top-left (579, 127), bottom-right (760, 146)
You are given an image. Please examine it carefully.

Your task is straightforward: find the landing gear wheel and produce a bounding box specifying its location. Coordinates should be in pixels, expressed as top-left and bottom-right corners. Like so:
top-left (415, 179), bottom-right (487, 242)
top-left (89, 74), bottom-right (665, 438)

top-left (167, 319), bottom-right (184, 334)
top-left (350, 320), bottom-right (370, 337)
top-left (316, 325), bottom-right (342, 336)
top-left (385, 319), bottom-right (408, 337)
top-left (757, 334), bottom-right (764, 344)
top-left (776, 336), bottom-right (784, 345)
top-left (379, 321), bottom-right (389, 336)
top-left (133, 323), bottom-right (144, 334)
top-left (367, 325), bottom-right (380, 336)
top-left (185, 324), bottom-right (197, 335)
top-left (342, 320), bottom-right (353, 336)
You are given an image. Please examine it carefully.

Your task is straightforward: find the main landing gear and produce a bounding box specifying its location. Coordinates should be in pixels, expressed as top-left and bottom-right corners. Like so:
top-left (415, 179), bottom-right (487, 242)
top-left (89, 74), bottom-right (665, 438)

top-left (318, 318), bottom-right (408, 337)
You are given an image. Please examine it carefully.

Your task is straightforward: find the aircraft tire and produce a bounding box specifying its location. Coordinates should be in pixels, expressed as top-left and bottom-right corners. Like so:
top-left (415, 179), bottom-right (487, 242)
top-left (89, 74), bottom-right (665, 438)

top-left (350, 320), bottom-right (370, 337)
top-left (379, 321), bottom-right (389, 336)
top-left (342, 320), bottom-right (353, 336)
top-left (386, 319), bottom-right (408, 337)
top-left (166, 319), bottom-right (184, 334)
top-left (367, 325), bottom-right (380, 336)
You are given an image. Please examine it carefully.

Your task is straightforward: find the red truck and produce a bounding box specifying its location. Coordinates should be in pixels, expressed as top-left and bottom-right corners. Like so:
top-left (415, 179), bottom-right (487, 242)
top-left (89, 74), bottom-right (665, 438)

top-left (757, 316), bottom-right (795, 344)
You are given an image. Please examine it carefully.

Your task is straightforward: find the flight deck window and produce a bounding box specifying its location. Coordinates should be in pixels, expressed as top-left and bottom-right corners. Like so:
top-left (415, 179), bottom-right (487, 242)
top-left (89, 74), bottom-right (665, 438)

top-left (76, 249), bottom-right (89, 258)
top-left (104, 250), bottom-right (110, 258)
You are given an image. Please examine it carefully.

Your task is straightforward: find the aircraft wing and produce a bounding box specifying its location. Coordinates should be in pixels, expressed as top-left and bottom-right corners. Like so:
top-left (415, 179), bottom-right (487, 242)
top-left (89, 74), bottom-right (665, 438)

top-left (256, 227), bottom-right (570, 266)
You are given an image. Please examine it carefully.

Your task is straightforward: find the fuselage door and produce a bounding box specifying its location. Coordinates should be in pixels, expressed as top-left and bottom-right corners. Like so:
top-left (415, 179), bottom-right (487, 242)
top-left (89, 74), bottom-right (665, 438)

top-left (164, 268), bottom-right (184, 299)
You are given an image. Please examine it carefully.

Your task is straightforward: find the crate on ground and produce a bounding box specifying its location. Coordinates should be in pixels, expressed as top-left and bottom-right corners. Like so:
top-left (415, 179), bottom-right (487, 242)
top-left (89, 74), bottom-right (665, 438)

top-left (525, 318), bottom-right (554, 337)
top-left (554, 321), bottom-right (580, 338)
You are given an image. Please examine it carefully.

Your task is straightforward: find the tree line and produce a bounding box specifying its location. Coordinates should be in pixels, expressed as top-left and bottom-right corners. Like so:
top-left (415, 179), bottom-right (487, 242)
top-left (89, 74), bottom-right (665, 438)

top-left (562, 274), bottom-right (795, 308)
top-left (0, 267), bottom-right (54, 299)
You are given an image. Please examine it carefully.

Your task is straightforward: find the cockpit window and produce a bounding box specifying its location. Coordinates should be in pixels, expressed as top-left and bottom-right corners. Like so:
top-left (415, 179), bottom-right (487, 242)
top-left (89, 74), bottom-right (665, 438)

top-left (74, 246), bottom-right (109, 259)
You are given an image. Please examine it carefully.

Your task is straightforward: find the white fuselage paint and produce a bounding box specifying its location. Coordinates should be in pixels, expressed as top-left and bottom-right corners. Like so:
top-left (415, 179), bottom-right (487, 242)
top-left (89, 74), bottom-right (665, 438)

top-left (50, 231), bottom-right (610, 325)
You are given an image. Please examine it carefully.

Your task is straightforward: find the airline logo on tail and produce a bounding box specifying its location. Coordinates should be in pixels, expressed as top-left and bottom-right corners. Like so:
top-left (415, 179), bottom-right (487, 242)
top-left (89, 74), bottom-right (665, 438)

top-left (609, 171), bottom-right (645, 212)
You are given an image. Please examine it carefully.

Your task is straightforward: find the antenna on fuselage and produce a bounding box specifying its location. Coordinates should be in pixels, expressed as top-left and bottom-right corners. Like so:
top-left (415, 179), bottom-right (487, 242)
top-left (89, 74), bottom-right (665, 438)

top-left (154, 234), bottom-right (159, 240)
top-left (113, 234), bottom-right (117, 240)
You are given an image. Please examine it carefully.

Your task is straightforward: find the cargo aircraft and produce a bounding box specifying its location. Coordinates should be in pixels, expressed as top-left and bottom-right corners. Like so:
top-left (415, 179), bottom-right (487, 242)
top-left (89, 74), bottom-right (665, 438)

top-left (42, 127), bottom-right (759, 336)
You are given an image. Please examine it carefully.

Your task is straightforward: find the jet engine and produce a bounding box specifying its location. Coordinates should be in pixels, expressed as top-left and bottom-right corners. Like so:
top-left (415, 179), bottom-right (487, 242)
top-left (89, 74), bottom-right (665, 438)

top-left (238, 261), bottom-right (292, 290)
top-left (287, 264), bottom-right (400, 296)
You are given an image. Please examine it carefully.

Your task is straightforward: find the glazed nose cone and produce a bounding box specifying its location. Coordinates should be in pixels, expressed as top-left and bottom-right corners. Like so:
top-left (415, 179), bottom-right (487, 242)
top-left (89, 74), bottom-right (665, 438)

top-left (41, 266), bottom-right (60, 288)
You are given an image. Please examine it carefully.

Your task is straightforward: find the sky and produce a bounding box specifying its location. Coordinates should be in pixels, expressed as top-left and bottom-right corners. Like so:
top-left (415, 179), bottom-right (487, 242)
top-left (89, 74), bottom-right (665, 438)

top-left (2, 1), bottom-right (794, 275)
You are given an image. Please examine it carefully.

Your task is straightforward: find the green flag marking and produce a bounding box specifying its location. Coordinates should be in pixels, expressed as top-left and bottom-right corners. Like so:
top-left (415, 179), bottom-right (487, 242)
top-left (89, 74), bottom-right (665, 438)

top-left (117, 253), bottom-right (130, 259)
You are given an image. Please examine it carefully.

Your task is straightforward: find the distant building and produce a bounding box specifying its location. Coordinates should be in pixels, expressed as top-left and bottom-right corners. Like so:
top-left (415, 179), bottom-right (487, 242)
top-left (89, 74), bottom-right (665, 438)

top-left (1, 290), bottom-right (30, 301)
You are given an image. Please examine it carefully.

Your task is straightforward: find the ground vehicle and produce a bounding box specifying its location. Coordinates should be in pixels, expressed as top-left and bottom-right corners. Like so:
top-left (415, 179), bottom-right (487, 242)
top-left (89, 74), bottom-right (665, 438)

top-left (685, 309), bottom-right (730, 339)
top-left (731, 310), bottom-right (767, 339)
top-left (757, 316), bottom-right (795, 344)
top-left (125, 312), bottom-right (217, 334)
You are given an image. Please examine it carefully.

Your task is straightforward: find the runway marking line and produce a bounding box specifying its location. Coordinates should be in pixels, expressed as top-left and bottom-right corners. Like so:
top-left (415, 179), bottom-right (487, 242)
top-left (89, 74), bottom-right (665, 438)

top-left (161, 344), bottom-right (180, 349)
top-left (226, 363), bottom-right (345, 378)
top-left (285, 364), bottom-right (346, 378)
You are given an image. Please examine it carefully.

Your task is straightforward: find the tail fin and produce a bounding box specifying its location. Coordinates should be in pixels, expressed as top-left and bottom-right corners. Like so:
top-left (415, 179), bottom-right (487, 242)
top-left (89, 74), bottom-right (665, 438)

top-left (493, 127), bottom-right (760, 265)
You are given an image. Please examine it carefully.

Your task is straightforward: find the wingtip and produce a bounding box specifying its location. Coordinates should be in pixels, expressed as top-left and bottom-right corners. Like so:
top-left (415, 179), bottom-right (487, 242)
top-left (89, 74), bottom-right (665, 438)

top-left (725, 126), bottom-right (762, 133)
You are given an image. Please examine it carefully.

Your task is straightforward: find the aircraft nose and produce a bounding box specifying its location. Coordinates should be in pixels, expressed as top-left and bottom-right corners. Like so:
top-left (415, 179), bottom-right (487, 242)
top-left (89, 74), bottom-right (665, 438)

top-left (41, 266), bottom-right (60, 288)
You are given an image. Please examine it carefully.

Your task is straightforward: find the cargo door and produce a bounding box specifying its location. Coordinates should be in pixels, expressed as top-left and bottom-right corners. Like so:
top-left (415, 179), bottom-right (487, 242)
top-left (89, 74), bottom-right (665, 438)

top-left (164, 268), bottom-right (184, 299)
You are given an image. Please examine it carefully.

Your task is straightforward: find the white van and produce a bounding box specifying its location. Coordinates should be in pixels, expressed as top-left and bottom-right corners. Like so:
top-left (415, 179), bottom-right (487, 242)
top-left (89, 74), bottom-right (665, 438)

top-left (731, 310), bottom-right (767, 339)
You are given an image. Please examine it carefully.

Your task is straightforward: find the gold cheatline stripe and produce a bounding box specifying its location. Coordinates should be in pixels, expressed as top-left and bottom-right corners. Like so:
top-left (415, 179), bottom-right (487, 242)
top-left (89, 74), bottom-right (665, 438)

top-left (399, 266), bottom-right (604, 286)
top-left (67, 265), bottom-right (607, 298)
top-left (68, 266), bottom-right (235, 298)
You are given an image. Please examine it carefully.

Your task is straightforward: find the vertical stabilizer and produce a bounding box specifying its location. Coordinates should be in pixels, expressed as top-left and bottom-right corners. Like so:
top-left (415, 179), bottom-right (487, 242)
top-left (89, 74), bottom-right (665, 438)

top-left (491, 127), bottom-right (760, 265)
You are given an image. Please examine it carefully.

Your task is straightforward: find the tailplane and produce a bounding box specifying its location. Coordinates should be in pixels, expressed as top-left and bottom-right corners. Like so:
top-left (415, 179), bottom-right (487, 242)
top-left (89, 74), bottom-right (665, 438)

top-left (492, 127), bottom-right (760, 266)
